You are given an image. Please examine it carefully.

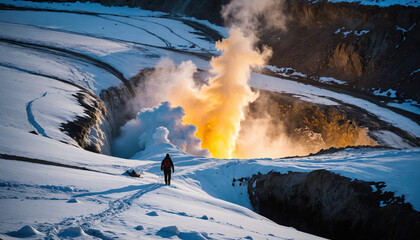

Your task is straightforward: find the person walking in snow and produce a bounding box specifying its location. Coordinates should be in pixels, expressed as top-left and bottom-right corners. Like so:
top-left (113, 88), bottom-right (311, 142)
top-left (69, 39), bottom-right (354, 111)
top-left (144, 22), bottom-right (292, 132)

top-left (161, 153), bottom-right (174, 186)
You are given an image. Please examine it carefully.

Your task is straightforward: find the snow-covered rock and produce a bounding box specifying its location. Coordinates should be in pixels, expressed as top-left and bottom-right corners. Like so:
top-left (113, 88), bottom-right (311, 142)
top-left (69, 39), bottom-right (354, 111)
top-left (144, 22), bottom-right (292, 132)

top-left (7, 225), bottom-right (44, 238)
top-left (58, 226), bottom-right (87, 238)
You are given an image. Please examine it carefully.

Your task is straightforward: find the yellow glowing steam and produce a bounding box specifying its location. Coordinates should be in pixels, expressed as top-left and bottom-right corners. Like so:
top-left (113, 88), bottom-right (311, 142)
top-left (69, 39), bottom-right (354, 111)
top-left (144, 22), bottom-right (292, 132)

top-left (139, 27), bottom-right (377, 159)
top-left (169, 28), bottom-right (271, 158)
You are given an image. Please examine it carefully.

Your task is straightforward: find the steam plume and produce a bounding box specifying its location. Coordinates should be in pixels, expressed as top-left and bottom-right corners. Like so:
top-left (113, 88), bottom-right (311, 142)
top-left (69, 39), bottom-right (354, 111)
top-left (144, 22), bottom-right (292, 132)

top-left (174, 28), bottom-right (271, 158)
top-left (112, 101), bottom-right (210, 158)
top-left (125, 0), bottom-right (284, 158)
top-left (132, 29), bottom-right (271, 158)
top-left (234, 116), bottom-right (311, 158)
top-left (119, 0), bottom-right (376, 159)
top-left (222, 0), bottom-right (288, 34)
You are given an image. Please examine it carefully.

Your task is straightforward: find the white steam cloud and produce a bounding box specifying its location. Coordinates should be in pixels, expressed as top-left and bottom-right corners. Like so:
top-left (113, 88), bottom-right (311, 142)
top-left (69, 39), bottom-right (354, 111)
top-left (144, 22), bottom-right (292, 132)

top-left (222, 0), bottom-right (288, 35)
top-left (234, 116), bottom-right (311, 158)
top-left (112, 101), bottom-right (210, 158)
top-left (132, 58), bottom-right (198, 110)
top-left (127, 27), bottom-right (272, 159)
top-left (152, 126), bottom-right (170, 145)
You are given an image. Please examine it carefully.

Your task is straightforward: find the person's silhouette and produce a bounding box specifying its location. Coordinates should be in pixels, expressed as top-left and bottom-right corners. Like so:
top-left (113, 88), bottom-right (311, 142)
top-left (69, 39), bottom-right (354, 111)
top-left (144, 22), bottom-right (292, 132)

top-left (160, 153), bottom-right (174, 185)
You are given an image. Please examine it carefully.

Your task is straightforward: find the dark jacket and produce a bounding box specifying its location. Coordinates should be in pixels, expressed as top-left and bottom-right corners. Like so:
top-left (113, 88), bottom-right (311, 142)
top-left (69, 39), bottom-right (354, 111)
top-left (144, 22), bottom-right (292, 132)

top-left (161, 155), bottom-right (174, 172)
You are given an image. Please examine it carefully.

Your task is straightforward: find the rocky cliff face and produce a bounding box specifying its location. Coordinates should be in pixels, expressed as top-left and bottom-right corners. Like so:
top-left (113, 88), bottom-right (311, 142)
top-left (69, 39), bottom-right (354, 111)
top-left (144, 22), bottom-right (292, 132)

top-left (60, 90), bottom-right (111, 154)
top-left (61, 73), bottom-right (141, 155)
top-left (264, 0), bottom-right (420, 102)
top-left (248, 170), bottom-right (420, 240)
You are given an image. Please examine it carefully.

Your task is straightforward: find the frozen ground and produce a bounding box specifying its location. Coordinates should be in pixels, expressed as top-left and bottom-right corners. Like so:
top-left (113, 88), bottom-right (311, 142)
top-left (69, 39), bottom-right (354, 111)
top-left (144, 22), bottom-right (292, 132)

top-left (0, 1), bottom-right (419, 239)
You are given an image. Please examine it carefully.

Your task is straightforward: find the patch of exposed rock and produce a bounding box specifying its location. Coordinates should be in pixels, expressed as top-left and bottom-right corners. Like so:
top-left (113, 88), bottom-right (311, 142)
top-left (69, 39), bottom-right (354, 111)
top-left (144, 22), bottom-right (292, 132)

top-left (61, 72), bottom-right (142, 154)
top-left (248, 170), bottom-right (420, 240)
top-left (60, 91), bottom-right (110, 153)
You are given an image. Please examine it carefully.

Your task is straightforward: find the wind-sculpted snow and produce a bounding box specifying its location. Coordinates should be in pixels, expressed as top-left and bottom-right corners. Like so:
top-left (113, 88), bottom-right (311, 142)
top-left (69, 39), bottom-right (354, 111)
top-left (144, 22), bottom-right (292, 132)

top-left (0, 180), bottom-right (88, 193)
top-left (6, 225), bottom-right (44, 238)
top-left (0, 20), bottom-right (211, 81)
top-left (0, 6), bottom-right (219, 53)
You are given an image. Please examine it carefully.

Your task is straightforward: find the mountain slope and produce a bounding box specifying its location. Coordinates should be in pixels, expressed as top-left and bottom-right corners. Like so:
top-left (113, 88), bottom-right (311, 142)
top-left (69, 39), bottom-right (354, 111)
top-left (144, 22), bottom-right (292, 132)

top-left (39, 0), bottom-right (420, 102)
top-left (0, 1), bottom-right (419, 239)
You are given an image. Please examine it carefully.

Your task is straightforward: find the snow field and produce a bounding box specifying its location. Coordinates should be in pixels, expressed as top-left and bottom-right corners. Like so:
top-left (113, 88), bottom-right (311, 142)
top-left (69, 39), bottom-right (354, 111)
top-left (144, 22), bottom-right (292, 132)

top-left (0, 129), bottom-right (324, 239)
top-left (0, 7), bottom-right (218, 53)
top-left (0, 67), bottom-right (87, 144)
top-left (0, 21), bottom-right (131, 57)
top-left (0, 125), bottom-right (150, 174)
top-left (0, 41), bottom-right (122, 95)
top-left (387, 100), bottom-right (420, 115)
top-left (2, 125), bottom-right (419, 238)
top-left (0, 0), bottom-right (228, 37)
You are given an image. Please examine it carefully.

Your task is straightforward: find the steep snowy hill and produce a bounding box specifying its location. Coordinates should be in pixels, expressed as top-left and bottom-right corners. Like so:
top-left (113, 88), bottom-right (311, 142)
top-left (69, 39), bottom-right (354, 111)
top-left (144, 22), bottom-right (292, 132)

top-left (0, 1), bottom-right (419, 239)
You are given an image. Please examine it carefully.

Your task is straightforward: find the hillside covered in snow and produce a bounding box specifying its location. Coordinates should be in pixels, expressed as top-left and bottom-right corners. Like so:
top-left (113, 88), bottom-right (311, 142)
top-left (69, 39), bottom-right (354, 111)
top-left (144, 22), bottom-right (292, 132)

top-left (1, 0), bottom-right (420, 239)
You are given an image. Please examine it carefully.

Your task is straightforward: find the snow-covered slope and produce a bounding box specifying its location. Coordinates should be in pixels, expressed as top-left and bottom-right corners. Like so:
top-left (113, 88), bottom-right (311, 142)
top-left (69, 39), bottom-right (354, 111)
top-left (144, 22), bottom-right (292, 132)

top-left (1, 122), bottom-right (420, 239)
top-left (0, 66), bottom-right (86, 144)
top-left (0, 126), bottom-right (325, 239)
top-left (0, 1), bottom-right (419, 239)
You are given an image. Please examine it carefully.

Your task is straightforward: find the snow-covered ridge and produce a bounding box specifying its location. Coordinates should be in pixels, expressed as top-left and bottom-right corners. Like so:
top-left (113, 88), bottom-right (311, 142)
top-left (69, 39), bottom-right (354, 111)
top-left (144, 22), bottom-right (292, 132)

top-left (265, 65), bottom-right (347, 85)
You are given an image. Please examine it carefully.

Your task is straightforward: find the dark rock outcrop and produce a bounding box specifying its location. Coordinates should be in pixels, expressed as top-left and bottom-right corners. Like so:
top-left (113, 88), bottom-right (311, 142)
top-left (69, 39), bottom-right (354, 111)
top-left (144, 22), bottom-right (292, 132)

top-left (60, 67), bottom-right (149, 155)
top-left (248, 170), bottom-right (420, 240)
top-left (125, 169), bottom-right (140, 177)
top-left (99, 82), bottom-right (138, 135)
top-left (60, 77), bottom-right (139, 154)
top-left (60, 91), bottom-right (109, 153)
